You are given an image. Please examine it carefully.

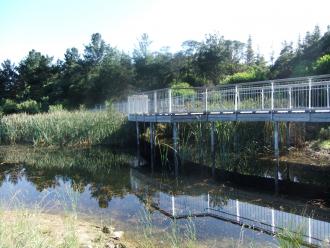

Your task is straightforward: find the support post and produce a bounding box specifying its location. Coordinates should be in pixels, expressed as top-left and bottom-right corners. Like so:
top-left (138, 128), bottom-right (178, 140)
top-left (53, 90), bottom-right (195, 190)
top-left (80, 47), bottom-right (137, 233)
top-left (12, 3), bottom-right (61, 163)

top-left (173, 122), bottom-right (178, 177)
top-left (286, 122), bottom-right (290, 152)
top-left (309, 78), bottom-right (312, 109)
top-left (136, 121), bottom-right (140, 147)
top-left (211, 122), bottom-right (215, 176)
top-left (274, 121), bottom-right (279, 194)
top-left (327, 84), bottom-right (329, 108)
top-left (150, 122), bottom-right (154, 171)
top-left (136, 121), bottom-right (140, 166)
top-left (169, 89), bottom-right (172, 113)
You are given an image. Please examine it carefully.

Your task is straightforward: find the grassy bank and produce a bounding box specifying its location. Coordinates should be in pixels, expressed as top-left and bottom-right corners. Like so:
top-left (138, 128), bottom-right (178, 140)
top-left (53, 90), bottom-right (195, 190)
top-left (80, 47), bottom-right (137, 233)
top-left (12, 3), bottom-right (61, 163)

top-left (0, 110), bottom-right (133, 146)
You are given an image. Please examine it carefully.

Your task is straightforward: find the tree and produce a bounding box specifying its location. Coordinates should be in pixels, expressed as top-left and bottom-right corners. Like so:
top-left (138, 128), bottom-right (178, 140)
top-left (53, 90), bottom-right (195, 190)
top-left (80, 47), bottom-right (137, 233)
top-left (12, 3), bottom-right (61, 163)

top-left (270, 41), bottom-right (295, 79)
top-left (17, 50), bottom-right (55, 103)
top-left (195, 33), bottom-right (244, 84)
top-left (84, 33), bottom-right (110, 65)
top-left (245, 35), bottom-right (254, 65)
top-left (0, 60), bottom-right (18, 99)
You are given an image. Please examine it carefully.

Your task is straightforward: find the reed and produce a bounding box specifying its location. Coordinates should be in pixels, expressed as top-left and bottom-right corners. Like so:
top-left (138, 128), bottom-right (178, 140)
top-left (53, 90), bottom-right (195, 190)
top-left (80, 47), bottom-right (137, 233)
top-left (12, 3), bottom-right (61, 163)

top-left (0, 110), bottom-right (133, 146)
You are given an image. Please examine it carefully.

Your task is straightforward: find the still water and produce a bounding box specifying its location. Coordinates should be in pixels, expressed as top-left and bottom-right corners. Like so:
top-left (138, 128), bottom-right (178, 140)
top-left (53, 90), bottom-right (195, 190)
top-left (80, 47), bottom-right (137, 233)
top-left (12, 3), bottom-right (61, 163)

top-left (0, 146), bottom-right (329, 247)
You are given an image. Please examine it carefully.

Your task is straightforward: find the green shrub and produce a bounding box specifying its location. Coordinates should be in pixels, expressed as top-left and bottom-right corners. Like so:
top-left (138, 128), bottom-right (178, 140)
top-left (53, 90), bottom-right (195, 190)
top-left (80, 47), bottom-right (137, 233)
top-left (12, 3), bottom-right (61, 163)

top-left (313, 54), bottom-right (330, 74)
top-left (17, 100), bottom-right (41, 114)
top-left (171, 82), bottom-right (195, 96)
top-left (2, 99), bottom-right (18, 115)
top-left (223, 68), bottom-right (267, 84)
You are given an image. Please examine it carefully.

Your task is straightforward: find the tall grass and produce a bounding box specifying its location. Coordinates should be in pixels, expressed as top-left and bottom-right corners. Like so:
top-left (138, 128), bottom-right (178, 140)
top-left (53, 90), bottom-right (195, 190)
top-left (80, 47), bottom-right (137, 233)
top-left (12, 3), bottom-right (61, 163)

top-left (0, 110), bottom-right (132, 146)
top-left (0, 187), bottom-right (80, 248)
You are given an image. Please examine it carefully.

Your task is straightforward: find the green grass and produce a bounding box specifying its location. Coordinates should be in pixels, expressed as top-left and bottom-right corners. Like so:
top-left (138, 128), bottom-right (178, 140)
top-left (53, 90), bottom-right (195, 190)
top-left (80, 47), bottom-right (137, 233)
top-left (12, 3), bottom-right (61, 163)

top-left (0, 110), bottom-right (132, 146)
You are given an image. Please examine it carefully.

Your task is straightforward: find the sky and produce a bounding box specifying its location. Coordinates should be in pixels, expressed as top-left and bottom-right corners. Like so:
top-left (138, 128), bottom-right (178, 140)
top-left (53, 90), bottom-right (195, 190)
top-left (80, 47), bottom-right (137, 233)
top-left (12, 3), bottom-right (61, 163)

top-left (0, 0), bottom-right (329, 63)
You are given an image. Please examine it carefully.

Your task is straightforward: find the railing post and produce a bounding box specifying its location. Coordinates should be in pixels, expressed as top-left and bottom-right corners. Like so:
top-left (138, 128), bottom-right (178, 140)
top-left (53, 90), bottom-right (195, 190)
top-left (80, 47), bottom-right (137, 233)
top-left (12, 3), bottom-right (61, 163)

top-left (289, 86), bottom-right (292, 109)
top-left (127, 97), bottom-right (131, 114)
top-left (235, 85), bottom-right (239, 111)
top-left (271, 81), bottom-right (274, 110)
top-left (309, 78), bottom-right (312, 109)
top-left (205, 88), bottom-right (208, 112)
top-left (261, 88), bottom-right (264, 110)
top-left (168, 89), bottom-right (172, 113)
top-left (154, 91), bottom-right (157, 114)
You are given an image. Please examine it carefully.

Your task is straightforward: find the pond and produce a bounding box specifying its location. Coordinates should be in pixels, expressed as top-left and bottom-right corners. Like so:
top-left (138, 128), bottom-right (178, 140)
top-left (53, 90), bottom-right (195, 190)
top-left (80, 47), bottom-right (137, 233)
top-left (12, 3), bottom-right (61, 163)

top-left (0, 145), bottom-right (329, 247)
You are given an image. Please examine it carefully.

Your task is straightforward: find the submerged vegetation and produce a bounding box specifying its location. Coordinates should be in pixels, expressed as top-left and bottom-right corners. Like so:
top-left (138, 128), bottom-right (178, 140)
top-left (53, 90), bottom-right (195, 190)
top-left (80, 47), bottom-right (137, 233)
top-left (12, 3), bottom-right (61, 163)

top-left (0, 109), bottom-right (132, 147)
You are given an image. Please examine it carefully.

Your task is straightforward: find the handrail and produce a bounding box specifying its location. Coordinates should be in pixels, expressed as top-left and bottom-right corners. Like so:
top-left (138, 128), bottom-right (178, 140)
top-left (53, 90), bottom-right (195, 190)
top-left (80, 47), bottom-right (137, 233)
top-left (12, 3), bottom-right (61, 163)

top-left (115, 74), bottom-right (330, 115)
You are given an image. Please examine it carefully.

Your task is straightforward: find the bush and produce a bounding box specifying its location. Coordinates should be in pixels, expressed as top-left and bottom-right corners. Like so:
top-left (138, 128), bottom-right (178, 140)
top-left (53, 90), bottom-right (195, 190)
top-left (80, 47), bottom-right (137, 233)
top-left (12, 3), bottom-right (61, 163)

top-left (17, 100), bottom-right (41, 114)
top-left (223, 68), bottom-right (267, 84)
top-left (171, 82), bottom-right (195, 96)
top-left (2, 99), bottom-right (18, 115)
top-left (313, 54), bottom-right (330, 74)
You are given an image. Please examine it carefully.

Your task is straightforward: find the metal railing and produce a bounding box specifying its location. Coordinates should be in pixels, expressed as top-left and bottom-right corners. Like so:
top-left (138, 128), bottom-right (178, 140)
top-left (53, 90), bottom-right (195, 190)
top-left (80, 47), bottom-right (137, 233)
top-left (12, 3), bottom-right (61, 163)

top-left (115, 74), bottom-right (330, 115)
top-left (130, 176), bottom-right (330, 247)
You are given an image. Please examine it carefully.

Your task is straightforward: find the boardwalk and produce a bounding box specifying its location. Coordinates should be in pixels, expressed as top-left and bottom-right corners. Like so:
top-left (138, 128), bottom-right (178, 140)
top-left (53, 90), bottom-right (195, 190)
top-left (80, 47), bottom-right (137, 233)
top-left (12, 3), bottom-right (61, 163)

top-left (115, 74), bottom-right (330, 123)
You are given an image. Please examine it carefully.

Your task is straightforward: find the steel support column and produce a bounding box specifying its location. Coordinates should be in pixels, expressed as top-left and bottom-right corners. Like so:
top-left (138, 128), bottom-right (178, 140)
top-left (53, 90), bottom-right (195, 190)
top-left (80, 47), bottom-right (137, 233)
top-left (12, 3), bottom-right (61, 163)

top-left (274, 121), bottom-right (279, 194)
top-left (150, 122), bottom-right (154, 171)
top-left (211, 122), bottom-right (215, 176)
top-left (173, 122), bottom-right (179, 177)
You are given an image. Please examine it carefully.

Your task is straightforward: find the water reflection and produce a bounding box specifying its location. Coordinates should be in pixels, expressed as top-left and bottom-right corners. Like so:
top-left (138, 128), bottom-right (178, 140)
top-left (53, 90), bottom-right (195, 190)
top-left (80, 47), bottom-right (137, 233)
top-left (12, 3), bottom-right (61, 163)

top-left (0, 146), bottom-right (329, 246)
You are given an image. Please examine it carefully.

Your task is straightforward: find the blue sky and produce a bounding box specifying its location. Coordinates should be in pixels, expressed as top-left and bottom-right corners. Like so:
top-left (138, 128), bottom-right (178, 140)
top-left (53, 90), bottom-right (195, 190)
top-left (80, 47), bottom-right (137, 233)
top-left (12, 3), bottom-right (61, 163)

top-left (0, 0), bottom-right (329, 63)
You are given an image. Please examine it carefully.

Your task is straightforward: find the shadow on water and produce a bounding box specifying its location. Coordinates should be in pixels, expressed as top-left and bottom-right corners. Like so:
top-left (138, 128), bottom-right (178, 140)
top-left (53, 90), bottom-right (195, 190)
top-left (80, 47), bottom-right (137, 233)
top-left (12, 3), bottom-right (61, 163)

top-left (0, 145), bottom-right (329, 246)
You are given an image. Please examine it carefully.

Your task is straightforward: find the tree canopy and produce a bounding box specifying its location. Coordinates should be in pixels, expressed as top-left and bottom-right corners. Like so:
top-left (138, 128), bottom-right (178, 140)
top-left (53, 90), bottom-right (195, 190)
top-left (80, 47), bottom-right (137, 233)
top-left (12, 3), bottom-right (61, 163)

top-left (0, 26), bottom-right (329, 112)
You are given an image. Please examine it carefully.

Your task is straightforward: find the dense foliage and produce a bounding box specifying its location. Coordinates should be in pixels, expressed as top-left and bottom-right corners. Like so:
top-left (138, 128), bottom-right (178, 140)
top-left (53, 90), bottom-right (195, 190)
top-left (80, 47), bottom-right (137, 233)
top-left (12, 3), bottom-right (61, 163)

top-left (0, 26), bottom-right (329, 111)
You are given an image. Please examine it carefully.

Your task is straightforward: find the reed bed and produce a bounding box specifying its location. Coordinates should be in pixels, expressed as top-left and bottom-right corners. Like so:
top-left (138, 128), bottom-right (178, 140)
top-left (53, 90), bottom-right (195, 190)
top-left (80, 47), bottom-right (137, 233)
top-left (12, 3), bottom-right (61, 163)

top-left (0, 110), bottom-right (132, 146)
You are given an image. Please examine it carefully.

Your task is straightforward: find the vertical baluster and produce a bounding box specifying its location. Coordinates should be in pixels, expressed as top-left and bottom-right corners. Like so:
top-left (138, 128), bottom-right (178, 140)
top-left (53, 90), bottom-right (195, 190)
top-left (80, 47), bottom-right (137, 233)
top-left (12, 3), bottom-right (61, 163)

top-left (154, 91), bottom-right (157, 113)
top-left (261, 88), bottom-right (264, 110)
top-left (289, 86), bottom-right (292, 109)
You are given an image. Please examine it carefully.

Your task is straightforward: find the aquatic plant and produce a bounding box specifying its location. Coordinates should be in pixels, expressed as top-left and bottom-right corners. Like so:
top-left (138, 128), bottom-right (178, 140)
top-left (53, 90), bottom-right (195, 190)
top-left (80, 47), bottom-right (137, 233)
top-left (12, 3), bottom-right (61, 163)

top-left (0, 109), bottom-right (133, 146)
